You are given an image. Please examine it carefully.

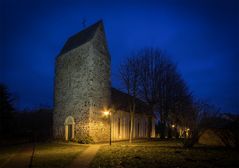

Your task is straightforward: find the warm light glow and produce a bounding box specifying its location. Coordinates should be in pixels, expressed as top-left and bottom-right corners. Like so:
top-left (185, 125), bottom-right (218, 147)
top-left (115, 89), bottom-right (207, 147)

top-left (186, 128), bottom-right (190, 131)
top-left (103, 110), bottom-right (110, 116)
top-left (171, 124), bottom-right (175, 128)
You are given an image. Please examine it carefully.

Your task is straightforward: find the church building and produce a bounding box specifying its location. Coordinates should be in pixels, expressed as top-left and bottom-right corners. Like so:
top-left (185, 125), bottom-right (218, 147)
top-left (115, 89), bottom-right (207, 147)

top-left (53, 20), bottom-right (155, 143)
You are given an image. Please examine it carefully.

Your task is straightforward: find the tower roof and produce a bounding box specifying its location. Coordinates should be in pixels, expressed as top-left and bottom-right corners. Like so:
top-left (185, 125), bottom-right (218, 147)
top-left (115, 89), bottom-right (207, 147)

top-left (59, 20), bottom-right (103, 55)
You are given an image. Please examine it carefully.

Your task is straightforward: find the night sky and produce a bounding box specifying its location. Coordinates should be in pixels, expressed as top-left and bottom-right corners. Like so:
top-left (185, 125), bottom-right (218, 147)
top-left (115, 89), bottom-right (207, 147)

top-left (1, 0), bottom-right (238, 113)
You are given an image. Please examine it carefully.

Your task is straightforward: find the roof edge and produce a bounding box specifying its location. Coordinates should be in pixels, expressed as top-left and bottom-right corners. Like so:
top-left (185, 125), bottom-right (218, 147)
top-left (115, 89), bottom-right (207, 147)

top-left (58, 20), bottom-right (104, 56)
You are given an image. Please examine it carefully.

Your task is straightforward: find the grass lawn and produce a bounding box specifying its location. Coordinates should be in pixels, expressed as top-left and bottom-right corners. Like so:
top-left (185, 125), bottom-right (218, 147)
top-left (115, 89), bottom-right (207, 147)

top-left (91, 140), bottom-right (239, 168)
top-left (32, 143), bottom-right (88, 168)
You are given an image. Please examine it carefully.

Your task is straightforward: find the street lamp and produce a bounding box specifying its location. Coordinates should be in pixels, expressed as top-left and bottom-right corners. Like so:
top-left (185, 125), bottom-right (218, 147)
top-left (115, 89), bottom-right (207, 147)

top-left (103, 110), bottom-right (110, 116)
top-left (103, 110), bottom-right (111, 145)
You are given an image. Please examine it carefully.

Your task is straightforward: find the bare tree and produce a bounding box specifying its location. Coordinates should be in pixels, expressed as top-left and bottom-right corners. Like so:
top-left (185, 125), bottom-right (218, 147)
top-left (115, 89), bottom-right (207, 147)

top-left (119, 47), bottom-right (232, 148)
top-left (119, 56), bottom-right (140, 143)
top-left (134, 48), bottom-right (191, 138)
top-left (136, 48), bottom-right (171, 138)
top-left (120, 48), bottom-right (193, 139)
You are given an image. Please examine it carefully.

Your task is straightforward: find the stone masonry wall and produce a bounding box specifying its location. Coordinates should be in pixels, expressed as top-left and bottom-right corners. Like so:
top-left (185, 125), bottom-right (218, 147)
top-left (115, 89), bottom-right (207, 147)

top-left (53, 42), bottom-right (93, 140)
top-left (88, 24), bottom-right (111, 142)
top-left (53, 22), bottom-right (111, 143)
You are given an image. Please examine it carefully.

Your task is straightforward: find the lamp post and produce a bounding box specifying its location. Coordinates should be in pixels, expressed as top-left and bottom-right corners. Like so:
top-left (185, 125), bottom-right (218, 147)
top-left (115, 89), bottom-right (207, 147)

top-left (103, 110), bottom-right (111, 145)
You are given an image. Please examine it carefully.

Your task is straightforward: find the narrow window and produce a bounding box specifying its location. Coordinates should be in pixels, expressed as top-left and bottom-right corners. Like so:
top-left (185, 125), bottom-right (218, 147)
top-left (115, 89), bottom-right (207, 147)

top-left (138, 122), bottom-right (140, 137)
top-left (145, 121), bottom-right (147, 137)
top-left (129, 119), bottom-right (131, 138)
top-left (118, 118), bottom-right (120, 137)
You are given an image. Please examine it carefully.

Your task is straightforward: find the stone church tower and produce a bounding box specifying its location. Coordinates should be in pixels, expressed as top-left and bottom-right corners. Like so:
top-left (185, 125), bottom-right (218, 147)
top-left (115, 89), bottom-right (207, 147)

top-left (53, 21), bottom-right (111, 142)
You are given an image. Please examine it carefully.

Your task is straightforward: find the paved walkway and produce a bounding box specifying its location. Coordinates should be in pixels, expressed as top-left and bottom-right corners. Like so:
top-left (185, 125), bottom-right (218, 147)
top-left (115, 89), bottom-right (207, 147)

top-left (1, 144), bottom-right (34, 168)
top-left (69, 145), bottom-right (101, 168)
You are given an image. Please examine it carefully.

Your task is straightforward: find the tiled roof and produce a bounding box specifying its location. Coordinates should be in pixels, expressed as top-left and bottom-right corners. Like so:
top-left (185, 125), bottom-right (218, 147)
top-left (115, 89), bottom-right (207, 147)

top-left (111, 87), bottom-right (152, 115)
top-left (59, 20), bottom-right (103, 55)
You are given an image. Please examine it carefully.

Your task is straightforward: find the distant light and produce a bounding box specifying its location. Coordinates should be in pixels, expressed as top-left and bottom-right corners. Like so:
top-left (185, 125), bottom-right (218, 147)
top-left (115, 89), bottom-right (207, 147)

top-left (187, 128), bottom-right (190, 131)
top-left (171, 124), bottom-right (175, 128)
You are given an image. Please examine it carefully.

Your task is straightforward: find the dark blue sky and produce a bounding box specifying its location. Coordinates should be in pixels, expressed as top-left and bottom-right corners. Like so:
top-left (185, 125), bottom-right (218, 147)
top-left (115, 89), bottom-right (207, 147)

top-left (1, 0), bottom-right (238, 113)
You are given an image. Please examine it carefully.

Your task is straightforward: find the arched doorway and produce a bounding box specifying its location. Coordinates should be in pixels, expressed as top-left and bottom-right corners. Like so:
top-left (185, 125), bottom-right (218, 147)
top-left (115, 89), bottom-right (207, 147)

top-left (64, 116), bottom-right (75, 141)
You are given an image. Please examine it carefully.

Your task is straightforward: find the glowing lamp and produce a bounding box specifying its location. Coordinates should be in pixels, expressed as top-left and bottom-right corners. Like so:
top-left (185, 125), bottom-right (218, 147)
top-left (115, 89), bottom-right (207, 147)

top-left (103, 110), bottom-right (110, 116)
top-left (102, 109), bottom-right (112, 146)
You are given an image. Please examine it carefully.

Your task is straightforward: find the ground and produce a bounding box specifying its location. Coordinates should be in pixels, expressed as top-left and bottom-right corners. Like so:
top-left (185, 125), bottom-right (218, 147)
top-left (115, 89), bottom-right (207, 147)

top-left (0, 143), bottom-right (88, 168)
top-left (90, 140), bottom-right (239, 168)
top-left (32, 143), bottom-right (88, 168)
top-left (0, 140), bottom-right (238, 168)
top-left (0, 145), bottom-right (22, 165)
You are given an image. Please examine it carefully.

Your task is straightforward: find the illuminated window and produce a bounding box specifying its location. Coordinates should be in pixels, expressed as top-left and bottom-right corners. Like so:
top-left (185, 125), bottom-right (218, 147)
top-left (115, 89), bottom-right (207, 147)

top-left (138, 122), bottom-right (140, 137)
top-left (145, 121), bottom-right (147, 136)
top-left (129, 119), bottom-right (131, 137)
top-left (118, 118), bottom-right (120, 137)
